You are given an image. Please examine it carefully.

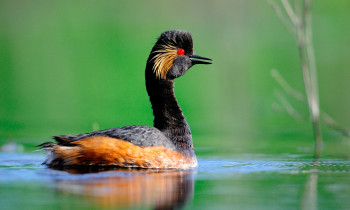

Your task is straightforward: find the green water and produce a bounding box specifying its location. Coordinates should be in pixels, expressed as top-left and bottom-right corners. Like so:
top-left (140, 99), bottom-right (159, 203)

top-left (1, 1), bottom-right (350, 209)
top-left (1, 152), bottom-right (350, 209)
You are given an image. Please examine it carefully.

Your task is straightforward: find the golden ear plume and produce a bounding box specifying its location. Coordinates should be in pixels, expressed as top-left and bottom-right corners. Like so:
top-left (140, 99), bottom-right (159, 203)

top-left (152, 43), bottom-right (178, 79)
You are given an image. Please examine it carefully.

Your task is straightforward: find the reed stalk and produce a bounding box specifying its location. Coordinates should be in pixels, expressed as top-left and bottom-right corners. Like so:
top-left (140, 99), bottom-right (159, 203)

top-left (268, 0), bottom-right (322, 157)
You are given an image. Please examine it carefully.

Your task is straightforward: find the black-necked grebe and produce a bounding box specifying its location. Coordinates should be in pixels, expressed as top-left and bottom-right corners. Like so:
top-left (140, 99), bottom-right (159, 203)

top-left (39, 30), bottom-right (212, 169)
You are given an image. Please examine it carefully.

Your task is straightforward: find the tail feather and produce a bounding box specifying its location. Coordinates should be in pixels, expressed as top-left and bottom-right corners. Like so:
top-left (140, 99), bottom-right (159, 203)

top-left (53, 133), bottom-right (94, 145)
top-left (38, 142), bottom-right (56, 147)
top-left (46, 145), bottom-right (80, 168)
top-left (37, 141), bottom-right (80, 168)
top-left (53, 135), bottom-right (77, 144)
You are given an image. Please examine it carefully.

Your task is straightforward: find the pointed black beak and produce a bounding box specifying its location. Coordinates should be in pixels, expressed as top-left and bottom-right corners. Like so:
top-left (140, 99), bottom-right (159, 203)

top-left (189, 53), bottom-right (212, 65)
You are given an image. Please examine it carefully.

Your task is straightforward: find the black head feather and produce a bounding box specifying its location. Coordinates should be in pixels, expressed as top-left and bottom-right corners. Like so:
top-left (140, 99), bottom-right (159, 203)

top-left (156, 30), bottom-right (194, 55)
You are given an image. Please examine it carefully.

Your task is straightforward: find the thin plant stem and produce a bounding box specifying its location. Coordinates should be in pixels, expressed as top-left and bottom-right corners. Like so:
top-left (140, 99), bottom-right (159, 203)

top-left (267, 0), bottom-right (296, 37)
top-left (275, 90), bottom-right (303, 120)
top-left (268, 0), bottom-right (322, 157)
top-left (272, 69), bottom-right (350, 137)
top-left (281, 0), bottom-right (300, 27)
top-left (271, 69), bottom-right (305, 101)
top-left (302, 0), bottom-right (322, 156)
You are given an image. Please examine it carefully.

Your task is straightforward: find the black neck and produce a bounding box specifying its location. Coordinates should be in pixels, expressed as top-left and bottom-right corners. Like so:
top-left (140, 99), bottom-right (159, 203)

top-left (145, 64), bottom-right (193, 150)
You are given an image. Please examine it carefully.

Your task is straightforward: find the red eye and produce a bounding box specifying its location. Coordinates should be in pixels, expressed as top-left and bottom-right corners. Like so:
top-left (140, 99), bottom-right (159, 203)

top-left (177, 48), bottom-right (185, 56)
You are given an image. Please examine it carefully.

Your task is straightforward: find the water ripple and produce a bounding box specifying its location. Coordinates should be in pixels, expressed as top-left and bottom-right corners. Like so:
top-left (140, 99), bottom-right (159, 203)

top-left (1, 153), bottom-right (350, 182)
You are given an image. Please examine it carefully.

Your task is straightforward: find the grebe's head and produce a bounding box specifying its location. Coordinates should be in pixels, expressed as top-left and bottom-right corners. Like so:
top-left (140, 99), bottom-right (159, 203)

top-left (148, 30), bottom-right (212, 80)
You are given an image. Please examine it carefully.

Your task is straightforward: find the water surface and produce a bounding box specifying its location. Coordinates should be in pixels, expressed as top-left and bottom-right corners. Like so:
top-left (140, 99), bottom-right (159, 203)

top-left (1, 152), bottom-right (350, 209)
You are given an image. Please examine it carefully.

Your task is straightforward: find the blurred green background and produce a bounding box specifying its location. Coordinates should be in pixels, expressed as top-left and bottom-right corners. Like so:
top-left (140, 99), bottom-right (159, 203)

top-left (1, 0), bottom-right (350, 155)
